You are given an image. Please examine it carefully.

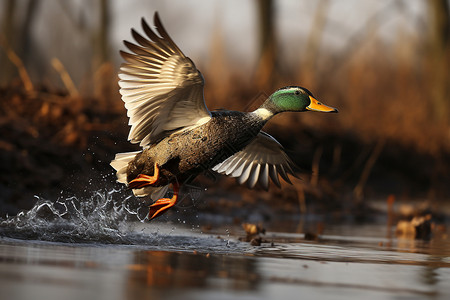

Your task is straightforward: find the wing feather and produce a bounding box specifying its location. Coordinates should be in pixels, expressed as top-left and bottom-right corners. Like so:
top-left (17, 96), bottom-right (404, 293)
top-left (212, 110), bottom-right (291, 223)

top-left (247, 163), bottom-right (261, 189)
top-left (213, 132), bottom-right (297, 189)
top-left (268, 164), bottom-right (281, 188)
top-left (259, 163), bottom-right (269, 190)
top-left (119, 12), bottom-right (211, 147)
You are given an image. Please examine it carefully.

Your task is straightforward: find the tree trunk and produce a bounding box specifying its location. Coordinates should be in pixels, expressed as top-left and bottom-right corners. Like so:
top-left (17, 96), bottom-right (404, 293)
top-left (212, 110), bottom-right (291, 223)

top-left (0, 0), bottom-right (16, 85)
top-left (428, 0), bottom-right (450, 121)
top-left (256, 0), bottom-right (277, 87)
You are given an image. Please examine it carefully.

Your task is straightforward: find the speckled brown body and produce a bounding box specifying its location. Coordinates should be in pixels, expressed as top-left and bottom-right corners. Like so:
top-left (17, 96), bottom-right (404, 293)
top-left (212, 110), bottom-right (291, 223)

top-left (126, 111), bottom-right (266, 186)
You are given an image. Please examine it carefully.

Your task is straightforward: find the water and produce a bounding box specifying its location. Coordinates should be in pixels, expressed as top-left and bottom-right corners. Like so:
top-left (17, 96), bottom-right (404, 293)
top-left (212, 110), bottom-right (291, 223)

top-left (0, 190), bottom-right (449, 300)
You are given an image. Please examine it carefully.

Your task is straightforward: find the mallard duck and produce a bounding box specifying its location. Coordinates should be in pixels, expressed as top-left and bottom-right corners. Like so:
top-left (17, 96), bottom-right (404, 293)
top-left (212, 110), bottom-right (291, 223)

top-left (111, 13), bottom-right (338, 220)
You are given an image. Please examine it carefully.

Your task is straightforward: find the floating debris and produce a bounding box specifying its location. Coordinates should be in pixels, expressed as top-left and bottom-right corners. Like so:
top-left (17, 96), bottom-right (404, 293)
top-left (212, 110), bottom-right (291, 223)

top-left (396, 214), bottom-right (433, 240)
top-left (240, 223), bottom-right (267, 246)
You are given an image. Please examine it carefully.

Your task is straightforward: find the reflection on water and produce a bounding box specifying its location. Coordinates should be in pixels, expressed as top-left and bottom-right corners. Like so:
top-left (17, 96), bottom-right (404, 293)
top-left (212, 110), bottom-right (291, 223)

top-left (127, 250), bottom-right (259, 292)
top-left (1, 236), bottom-right (450, 300)
top-left (0, 190), bottom-right (449, 299)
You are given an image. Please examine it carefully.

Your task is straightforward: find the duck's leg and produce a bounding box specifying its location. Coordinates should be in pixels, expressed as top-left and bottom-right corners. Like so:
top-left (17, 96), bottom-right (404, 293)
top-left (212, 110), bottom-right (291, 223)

top-left (128, 162), bottom-right (160, 189)
top-left (148, 182), bottom-right (180, 220)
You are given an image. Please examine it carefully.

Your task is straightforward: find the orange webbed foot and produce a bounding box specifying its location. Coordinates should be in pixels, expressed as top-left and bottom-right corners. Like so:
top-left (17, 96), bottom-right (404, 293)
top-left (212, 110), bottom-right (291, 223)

top-left (128, 162), bottom-right (160, 189)
top-left (148, 183), bottom-right (180, 220)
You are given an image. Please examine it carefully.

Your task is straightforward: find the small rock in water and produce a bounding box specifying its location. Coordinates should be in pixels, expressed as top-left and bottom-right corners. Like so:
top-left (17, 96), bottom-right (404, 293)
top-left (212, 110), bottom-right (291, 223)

top-left (242, 223), bottom-right (265, 236)
top-left (304, 232), bottom-right (319, 241)
top-left (396, 214), bottom-right (433, 240)
top-left (241, 223), bottom-right (266, 246)
top-left (250, 237), bottom-right (262, 246)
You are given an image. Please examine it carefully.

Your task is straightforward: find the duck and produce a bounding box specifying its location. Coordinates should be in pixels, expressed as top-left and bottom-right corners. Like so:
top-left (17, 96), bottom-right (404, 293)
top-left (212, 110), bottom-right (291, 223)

top-left (111, 12), bottom-right (338, 220)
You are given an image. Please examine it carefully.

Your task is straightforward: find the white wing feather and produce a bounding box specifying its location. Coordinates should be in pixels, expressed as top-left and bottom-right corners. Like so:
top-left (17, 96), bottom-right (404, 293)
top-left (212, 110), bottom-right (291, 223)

top-left (213, 132), bottom-right (297, 189)
top-left (119, 13), bottom-right (211, 147)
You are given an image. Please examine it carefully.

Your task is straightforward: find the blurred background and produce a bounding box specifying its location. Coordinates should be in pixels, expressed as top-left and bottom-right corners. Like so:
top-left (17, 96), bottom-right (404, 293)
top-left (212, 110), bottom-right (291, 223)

top-left (0, 0), bottom-right (449, 224)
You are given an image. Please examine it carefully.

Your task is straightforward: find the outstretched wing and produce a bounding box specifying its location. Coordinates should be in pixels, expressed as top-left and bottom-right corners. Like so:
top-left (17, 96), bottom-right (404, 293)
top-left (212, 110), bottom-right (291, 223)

top-left (212, 132), bottom-right (298, 190)
top-left (119, 12), bottom-right (211, 147)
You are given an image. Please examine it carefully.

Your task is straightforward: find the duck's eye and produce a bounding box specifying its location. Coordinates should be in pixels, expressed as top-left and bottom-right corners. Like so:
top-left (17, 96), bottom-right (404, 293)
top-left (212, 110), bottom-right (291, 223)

top-left (295, 90), bottom-right (300, 95)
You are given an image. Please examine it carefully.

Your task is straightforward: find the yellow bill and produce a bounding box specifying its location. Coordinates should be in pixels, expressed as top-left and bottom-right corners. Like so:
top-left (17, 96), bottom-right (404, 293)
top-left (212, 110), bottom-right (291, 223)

top-left (307, 96), bottom-right (338, 113)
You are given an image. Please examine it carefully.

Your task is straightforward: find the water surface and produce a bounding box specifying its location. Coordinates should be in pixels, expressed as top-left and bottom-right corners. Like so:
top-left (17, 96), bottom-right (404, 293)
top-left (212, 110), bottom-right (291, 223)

top-left (0, 190), bottom-right (449, 300)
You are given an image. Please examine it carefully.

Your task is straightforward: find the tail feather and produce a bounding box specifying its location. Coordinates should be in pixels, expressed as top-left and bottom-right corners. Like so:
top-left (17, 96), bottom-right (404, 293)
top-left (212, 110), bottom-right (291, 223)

top-left (111, 151), bottom-right (169, 199)
top-left (110, 151), bottom-right (141, 184)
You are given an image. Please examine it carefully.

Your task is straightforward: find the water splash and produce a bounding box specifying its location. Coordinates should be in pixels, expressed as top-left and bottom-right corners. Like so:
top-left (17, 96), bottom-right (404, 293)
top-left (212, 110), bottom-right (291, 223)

top-left (0, 189), bottom-right (149, 244)
top-left (0, 189), bottom-right (248, 254)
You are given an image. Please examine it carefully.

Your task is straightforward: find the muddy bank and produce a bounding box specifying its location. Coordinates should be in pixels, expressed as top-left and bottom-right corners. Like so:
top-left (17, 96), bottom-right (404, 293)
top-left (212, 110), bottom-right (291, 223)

top-left (1, 83), bottom-right (449, 220)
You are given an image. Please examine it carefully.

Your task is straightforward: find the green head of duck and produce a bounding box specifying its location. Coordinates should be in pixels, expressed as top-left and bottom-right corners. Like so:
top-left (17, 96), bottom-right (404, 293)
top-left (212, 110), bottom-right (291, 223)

top-left (254, 86), bottom-right (338, 120)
